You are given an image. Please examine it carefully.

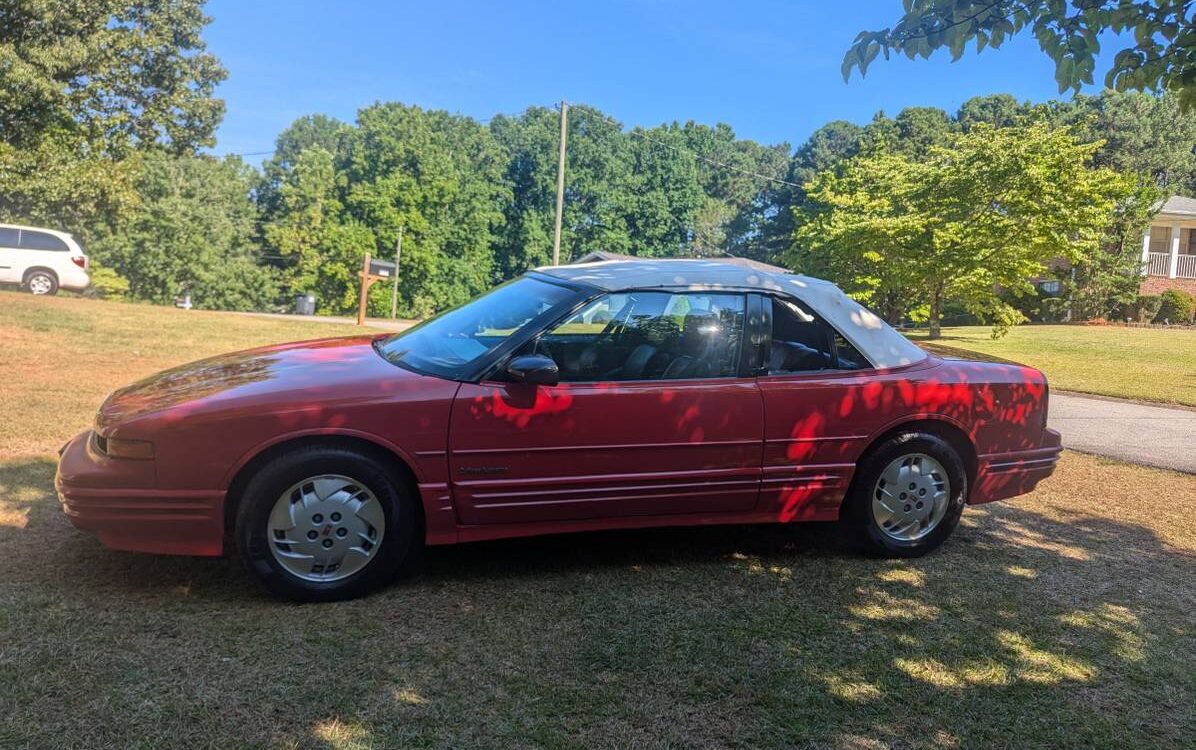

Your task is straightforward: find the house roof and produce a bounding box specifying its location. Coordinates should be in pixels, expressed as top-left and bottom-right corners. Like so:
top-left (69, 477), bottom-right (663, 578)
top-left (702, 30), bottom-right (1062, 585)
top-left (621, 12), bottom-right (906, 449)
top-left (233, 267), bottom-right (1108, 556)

top-left (1156, 195), bottom-right (1196, 216)
top-left (537, 258), bottom-right (927, 370)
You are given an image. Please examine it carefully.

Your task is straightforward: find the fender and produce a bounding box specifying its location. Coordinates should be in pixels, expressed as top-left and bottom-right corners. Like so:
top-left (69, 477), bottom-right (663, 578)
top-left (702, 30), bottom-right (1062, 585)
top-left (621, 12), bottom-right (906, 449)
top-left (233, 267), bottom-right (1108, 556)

top-left (219, 426), bottom-right (426, 490)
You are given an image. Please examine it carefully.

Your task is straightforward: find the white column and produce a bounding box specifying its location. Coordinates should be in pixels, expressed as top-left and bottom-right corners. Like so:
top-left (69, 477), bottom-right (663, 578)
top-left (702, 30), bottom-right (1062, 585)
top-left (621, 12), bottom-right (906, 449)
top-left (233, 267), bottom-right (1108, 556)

top-left (1170, 225), bottom-right (1181, 279)
top-left (1142, 230), bottom-right (1152, 275)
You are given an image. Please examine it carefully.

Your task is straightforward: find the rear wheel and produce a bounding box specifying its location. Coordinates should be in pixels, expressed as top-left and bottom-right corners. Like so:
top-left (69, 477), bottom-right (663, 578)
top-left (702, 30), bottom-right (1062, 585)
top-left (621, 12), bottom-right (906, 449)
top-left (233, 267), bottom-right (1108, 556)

top-left (234, 445), bottom-right (419, 601)
top-left (24, 269), bottom-right (58, 296)
top-left (843, 432), bottom-right (967, 557)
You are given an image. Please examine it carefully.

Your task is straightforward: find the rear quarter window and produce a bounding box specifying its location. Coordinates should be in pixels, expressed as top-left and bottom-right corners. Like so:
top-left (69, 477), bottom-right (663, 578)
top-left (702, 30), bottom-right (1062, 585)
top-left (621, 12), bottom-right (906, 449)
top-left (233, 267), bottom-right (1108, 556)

top-left (19, 231), bottom-right (69, 252)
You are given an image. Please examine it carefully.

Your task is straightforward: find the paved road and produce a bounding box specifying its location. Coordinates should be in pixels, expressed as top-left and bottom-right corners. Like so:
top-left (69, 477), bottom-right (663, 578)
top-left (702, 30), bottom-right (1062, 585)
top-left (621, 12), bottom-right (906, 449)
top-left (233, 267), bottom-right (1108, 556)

top-left (1050, 393), bottom-right (1196, 474)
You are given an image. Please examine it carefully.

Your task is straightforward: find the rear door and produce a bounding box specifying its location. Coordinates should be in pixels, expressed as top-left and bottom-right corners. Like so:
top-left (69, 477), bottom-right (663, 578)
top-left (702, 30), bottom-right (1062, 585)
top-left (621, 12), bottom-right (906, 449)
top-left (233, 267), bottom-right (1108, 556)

top-left (449, 290), bottom-right (765, 525)
top-left (0, 228), bottom-right (20, 283)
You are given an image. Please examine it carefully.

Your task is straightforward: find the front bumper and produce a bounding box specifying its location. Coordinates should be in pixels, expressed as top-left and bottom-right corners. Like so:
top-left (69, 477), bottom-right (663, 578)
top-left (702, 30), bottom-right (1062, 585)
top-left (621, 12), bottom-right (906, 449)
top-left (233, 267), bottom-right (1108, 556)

top-left (971, 428), bottom-right (1063, 504)
top-left (56, 431), bottom-right (225, 556)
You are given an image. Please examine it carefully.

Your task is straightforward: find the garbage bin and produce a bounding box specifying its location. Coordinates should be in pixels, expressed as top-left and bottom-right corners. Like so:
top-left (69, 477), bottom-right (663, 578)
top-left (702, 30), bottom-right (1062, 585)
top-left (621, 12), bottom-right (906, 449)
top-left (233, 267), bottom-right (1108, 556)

top-left (293, 293), bottom-right (316, 315)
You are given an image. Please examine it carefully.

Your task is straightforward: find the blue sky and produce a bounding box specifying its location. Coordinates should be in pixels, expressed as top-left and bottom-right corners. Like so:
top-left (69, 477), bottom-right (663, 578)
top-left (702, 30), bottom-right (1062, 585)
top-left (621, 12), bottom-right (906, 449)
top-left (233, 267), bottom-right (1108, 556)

top-left (205, 0), bottom-right (1119, 157)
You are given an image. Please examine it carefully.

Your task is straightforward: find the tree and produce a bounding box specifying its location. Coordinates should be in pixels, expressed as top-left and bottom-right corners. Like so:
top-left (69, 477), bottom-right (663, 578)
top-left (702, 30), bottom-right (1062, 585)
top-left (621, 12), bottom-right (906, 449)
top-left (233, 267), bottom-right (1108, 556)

top-left (101, 151), bottom-right (277, 310)
top-left (845, 1), bottom-right (1196, 108)
top-left (0, 0), bottom-right (226, 154)
top-left (0, 0), bottom-right (226, 252)
top-left (793, 123), bottom-right (1133, 338)
top-left (342, 103), bottom-right (509, 317)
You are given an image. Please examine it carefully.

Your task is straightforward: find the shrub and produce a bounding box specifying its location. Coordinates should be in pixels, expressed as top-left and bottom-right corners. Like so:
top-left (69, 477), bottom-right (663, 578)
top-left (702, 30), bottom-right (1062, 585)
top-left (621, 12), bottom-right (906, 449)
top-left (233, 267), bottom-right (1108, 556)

top-left (1156, 289), bottom-right (1196, 324)
top-left (1118, 294), bottom-right (1162, 323)
top-left (83, 264), bottom-right (130, 300)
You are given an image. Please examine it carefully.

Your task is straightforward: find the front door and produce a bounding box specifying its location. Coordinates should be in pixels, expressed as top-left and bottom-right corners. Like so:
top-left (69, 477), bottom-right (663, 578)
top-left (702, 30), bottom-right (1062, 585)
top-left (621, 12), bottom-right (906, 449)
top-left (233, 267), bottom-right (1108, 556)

top-left (449, 290), bottom-right (764, 525)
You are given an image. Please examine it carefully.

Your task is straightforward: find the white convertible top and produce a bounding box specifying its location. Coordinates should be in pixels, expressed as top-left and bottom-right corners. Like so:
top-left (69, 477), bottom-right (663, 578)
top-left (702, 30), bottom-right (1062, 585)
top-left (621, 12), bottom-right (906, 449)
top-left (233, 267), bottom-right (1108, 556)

top-left (537, 258), bottom-right (928, 370)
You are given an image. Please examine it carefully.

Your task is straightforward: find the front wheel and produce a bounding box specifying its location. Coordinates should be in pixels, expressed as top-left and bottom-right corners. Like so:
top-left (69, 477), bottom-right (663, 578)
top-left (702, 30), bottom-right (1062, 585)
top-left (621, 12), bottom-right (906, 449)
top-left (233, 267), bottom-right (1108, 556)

top-left (842, 432), bottom-right (968, 557)
top-left (234, 445), bottom-right (419, 601)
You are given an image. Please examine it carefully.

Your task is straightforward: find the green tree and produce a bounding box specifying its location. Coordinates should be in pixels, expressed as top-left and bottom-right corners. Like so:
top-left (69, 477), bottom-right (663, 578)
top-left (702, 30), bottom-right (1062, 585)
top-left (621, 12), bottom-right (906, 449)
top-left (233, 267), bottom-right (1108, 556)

top-left (956, 94), bottom-right (1029, 130)
top-left (0, 0), bottom-right (225, 153)
top-left (101, 151), bottom-right (276, 310)
top-left (793, 123), bottom-right (1133, 338)
top-left (845, 1), bottom-right (1196, 108)
top-left (0, 0), bottom-right (226, 257)
top-left (342, 103), bottom-right (509, 317)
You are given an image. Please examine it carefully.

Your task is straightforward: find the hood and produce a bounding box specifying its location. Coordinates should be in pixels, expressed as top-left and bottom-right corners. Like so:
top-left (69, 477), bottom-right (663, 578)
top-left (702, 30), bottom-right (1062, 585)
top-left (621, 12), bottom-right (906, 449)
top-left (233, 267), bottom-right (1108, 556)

top-left (96, 335), bottom-right (408, 429)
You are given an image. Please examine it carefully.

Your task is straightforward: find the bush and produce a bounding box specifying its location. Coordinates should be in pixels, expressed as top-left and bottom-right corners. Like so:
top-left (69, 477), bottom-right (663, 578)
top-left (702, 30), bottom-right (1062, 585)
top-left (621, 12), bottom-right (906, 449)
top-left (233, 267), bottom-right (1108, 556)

top-left (1118, 294), bottom-right (1162, 323)
top-left (83, 264), bottom-right (130, 300)
top-left (1156, 289), bottom-right (1196, 324)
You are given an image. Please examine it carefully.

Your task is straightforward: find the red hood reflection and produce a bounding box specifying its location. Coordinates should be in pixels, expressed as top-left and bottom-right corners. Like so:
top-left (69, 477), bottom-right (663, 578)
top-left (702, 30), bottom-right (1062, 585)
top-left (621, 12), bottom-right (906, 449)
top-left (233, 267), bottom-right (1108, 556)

top-left (96, 336), bottom-right (402, 428)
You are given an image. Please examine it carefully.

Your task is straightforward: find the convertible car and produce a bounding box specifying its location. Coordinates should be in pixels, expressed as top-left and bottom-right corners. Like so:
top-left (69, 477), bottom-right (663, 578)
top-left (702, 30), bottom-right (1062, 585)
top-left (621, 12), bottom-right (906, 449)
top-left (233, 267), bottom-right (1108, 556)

top-left (57, 259), bottom-right (1061, 600)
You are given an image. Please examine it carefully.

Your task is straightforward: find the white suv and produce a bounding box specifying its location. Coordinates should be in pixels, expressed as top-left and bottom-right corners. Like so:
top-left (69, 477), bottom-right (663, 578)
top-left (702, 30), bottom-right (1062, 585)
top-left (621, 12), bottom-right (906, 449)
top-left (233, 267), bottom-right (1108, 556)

top-left (0, 224), bottom-right (90, 295)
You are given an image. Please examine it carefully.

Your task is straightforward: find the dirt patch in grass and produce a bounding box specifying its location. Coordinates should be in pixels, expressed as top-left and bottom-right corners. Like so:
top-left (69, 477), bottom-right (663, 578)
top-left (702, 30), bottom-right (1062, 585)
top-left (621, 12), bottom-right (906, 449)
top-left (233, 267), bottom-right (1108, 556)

top-left (2, 294), bottom-right (1194, 748)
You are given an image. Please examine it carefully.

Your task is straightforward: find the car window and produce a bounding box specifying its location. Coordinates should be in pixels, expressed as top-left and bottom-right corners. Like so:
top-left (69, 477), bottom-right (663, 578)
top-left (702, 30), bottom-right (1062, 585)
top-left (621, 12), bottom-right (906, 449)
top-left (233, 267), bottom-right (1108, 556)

top-left (374, 276), bottom-right (576, 379)
top-left (768, 297), bottom-right (870, 374)
top-left (18, 230), bottom-right (69, 252)
top-left (0, 228), bottom-right (19, 248)
top-left (523, 291), bottom-right (746, 382)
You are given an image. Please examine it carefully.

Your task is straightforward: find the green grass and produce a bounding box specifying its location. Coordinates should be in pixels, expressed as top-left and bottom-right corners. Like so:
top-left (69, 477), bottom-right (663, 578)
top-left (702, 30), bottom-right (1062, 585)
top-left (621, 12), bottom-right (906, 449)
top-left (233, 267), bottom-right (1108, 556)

top-left (909, 325), bottom-right (1196, 407)
top-left (2, 292), bottom-right (1195, 748)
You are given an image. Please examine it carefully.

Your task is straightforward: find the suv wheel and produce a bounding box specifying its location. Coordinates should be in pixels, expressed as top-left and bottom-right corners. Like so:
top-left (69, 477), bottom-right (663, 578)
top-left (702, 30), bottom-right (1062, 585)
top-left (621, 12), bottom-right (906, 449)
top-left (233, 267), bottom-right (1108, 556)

top-left (24, 270), bottom-right (58, 296)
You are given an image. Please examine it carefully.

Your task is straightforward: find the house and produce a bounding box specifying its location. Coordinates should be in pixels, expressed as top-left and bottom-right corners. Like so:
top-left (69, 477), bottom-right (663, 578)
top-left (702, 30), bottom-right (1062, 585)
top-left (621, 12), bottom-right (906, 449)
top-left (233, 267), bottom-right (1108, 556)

top-left (1141, 195), bottom-right (1196, 295)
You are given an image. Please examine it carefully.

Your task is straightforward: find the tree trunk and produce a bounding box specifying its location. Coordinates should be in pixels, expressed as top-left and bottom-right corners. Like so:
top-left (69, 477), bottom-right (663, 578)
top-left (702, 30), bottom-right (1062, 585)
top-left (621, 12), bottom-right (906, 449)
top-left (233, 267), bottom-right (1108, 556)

top-left (928, 287), bottom-right (942, 339)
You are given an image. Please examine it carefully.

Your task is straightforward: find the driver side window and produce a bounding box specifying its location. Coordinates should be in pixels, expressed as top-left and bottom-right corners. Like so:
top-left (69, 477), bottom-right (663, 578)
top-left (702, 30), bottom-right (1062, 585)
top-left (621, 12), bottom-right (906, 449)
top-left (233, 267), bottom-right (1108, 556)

top-left (521, 291), bottom-right (746, 382)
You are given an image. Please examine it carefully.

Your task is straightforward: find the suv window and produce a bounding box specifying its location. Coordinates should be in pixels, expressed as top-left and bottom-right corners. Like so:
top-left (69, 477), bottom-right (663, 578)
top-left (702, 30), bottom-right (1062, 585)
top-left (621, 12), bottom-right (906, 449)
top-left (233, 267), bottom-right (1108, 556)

top-left (521, 291), bottom-right (746, 382)
top-left (0, 228), bottom-right (19, 247)
top-left (769, 297), bottom-right (870, 374)
top-left (18, 230), bottom-right (69, 252)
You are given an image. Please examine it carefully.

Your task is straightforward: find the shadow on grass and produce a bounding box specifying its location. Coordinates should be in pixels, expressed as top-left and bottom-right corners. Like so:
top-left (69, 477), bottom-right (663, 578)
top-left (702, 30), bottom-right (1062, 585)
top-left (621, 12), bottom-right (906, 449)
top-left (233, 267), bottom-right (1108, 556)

top-left (2, 456), bottom-right (1194, 748)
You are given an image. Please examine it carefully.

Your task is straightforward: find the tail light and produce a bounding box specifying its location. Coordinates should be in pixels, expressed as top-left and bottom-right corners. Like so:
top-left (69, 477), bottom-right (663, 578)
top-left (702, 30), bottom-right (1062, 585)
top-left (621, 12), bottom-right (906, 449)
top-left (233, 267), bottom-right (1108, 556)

top-left (71, 256), bottom-right (87, 270)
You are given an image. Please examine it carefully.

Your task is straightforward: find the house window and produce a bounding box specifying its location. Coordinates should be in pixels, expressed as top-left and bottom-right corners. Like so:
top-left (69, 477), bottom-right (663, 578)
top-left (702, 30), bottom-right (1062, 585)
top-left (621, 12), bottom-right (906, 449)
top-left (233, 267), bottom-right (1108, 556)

top-left (1149, 226), bottom-right (1171, 255)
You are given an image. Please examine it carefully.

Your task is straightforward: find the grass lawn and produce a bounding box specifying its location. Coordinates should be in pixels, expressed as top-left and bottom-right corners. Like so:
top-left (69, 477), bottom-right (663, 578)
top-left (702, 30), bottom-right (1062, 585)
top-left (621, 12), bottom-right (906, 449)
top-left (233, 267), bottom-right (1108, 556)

top-left (908, 325), bottom-right (1196, 407)
top-left (2, 292), bottom-right (1195, 748)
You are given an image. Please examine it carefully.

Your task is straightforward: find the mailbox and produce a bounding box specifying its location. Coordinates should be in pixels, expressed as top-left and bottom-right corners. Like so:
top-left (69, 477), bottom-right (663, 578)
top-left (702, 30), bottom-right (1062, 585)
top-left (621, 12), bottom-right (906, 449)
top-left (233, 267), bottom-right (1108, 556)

top-left (369, 258), bottom-right (396, 278)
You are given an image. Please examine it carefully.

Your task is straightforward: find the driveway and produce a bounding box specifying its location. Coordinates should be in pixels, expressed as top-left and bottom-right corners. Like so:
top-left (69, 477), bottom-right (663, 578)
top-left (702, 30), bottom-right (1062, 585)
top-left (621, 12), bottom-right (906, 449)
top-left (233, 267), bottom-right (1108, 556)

top-left (1050, 393), bottom-right (1196, 474)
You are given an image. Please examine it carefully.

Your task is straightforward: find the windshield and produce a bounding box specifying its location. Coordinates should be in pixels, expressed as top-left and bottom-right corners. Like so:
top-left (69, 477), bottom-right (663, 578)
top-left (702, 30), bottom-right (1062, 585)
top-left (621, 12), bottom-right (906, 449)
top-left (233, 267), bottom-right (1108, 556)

top-left (373, 276), bottom-right (578, 379)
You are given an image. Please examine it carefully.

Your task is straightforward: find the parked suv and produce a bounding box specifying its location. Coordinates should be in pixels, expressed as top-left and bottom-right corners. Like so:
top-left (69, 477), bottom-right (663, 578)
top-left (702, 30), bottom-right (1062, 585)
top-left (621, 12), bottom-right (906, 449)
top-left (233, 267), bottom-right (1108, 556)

top-left (0, 224), bottom-right (90, 295)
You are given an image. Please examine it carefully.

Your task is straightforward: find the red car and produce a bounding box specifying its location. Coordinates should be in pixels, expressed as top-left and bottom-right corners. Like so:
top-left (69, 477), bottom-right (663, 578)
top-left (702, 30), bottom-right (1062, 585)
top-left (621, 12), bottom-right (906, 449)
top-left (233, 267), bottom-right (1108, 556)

top-left (57, 259), bottom-right (1061, 601)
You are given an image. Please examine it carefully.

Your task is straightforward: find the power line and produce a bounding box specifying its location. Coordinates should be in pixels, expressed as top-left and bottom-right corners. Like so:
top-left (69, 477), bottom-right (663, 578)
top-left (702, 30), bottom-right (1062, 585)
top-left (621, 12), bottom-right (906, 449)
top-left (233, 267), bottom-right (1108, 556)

top-left (628, 129), bottom-right (801, 189)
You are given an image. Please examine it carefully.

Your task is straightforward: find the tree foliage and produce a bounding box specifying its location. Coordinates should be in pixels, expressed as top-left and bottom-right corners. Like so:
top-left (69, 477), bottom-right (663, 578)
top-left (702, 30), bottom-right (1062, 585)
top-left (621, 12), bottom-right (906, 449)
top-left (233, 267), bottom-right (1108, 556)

top-left (99, 151), bottom-right (276, 310)
top-left (793, 123), bottom-right (1135, 337)
top-left (846, 1), bottom-right (1196, 108)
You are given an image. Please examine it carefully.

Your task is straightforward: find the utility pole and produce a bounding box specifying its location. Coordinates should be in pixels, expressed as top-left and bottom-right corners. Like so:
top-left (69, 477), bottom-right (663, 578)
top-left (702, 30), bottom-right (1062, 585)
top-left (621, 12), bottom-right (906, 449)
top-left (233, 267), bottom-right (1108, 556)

top-left (551, 99), bottom-right (568, 266)
top-left (390, 225), bottom-right (403, 319)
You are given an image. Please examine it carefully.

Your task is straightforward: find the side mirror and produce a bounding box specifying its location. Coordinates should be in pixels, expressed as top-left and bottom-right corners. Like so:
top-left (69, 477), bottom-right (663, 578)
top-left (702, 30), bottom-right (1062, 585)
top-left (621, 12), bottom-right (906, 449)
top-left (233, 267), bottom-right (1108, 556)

top-left (506, 354), bottom-right (559, 387)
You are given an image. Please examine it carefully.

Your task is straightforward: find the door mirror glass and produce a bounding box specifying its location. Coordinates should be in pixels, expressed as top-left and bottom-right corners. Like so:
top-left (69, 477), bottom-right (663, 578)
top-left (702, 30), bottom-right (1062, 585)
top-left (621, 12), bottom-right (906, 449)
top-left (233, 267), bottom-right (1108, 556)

top-left (506, 354), bottom-right (560, 386)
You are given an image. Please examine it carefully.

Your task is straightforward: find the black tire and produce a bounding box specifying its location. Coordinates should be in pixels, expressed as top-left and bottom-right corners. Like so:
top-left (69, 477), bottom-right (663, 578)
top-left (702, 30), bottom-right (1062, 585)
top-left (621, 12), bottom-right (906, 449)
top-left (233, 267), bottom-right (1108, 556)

top-left (24, 269), bottom-right (58, 296)
top-left (234, 445), bottom-right (419, 602)
top-left (842, 432), bottom-right (968, 558)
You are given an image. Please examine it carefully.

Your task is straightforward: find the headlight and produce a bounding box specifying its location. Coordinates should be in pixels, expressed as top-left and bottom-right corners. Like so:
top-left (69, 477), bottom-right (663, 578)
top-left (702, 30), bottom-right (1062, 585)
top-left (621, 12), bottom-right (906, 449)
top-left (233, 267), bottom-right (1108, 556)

top-left (93, 432), bottom-right (155, 460)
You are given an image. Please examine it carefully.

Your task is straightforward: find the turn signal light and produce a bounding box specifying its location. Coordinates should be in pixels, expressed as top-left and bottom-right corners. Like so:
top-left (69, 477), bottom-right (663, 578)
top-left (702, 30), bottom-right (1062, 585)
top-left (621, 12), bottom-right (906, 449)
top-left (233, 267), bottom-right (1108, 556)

top-left (105, 438), bottom-right (155, 460)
